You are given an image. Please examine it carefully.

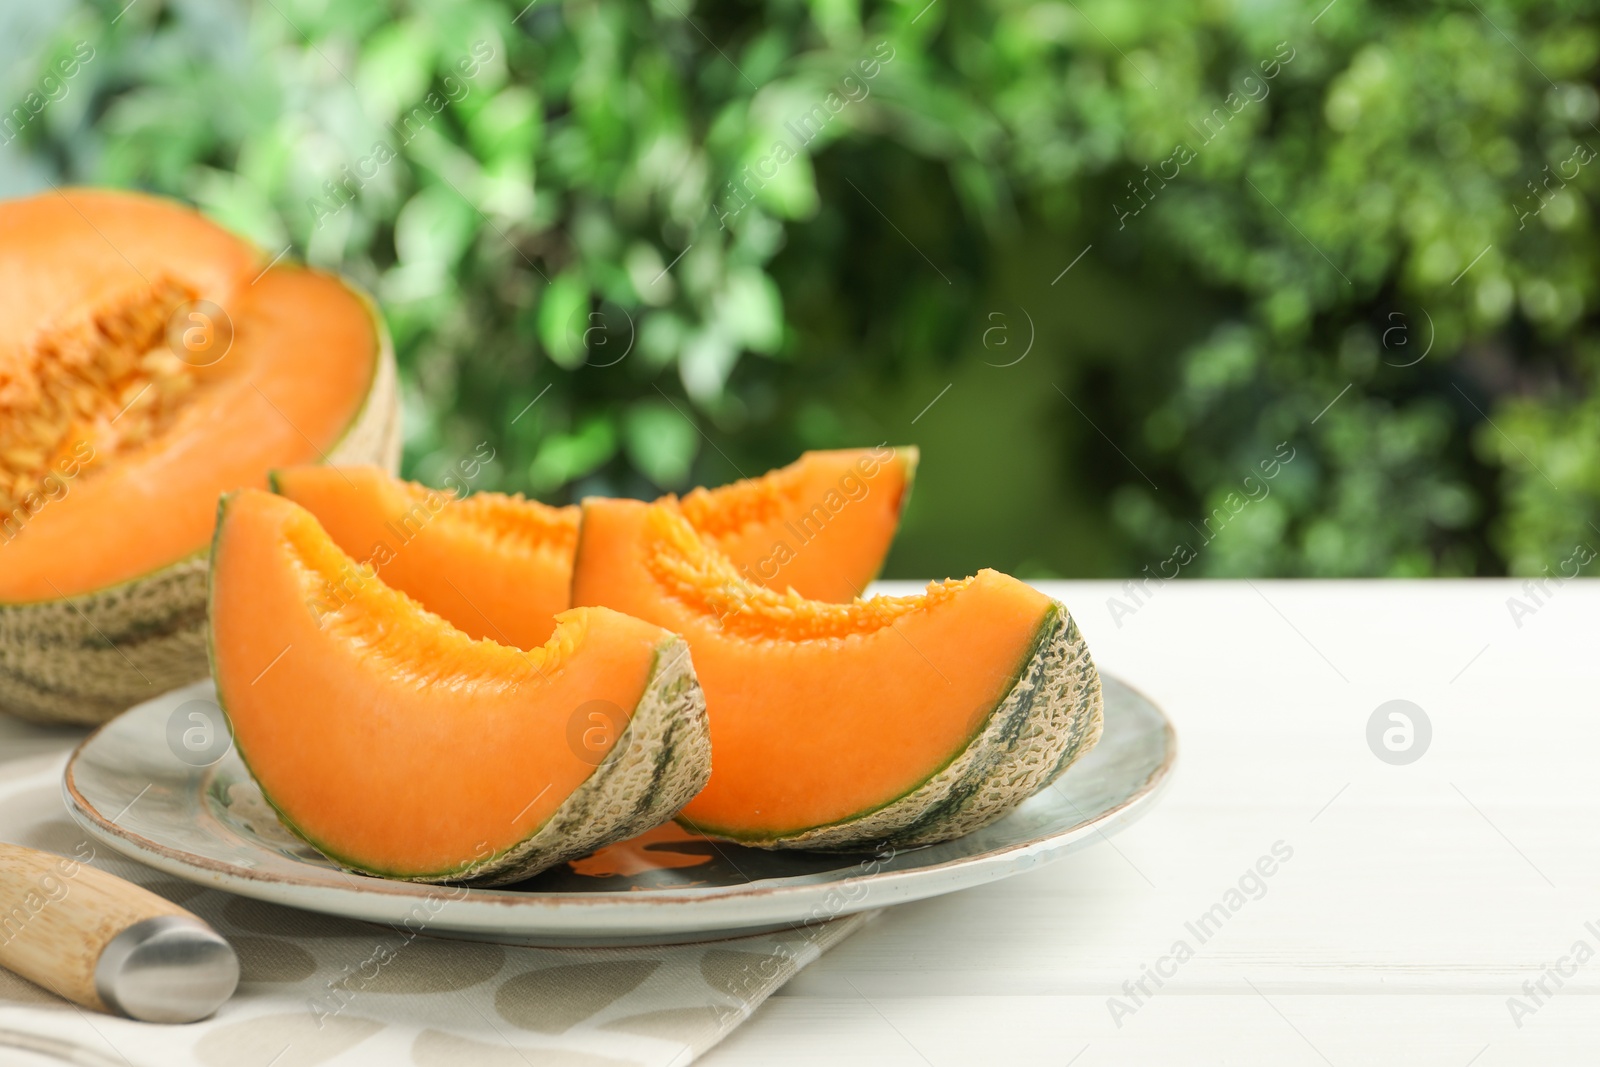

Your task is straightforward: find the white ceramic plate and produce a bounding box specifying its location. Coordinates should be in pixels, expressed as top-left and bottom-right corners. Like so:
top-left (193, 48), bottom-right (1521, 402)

top-left (63, 676), bottom-right (1174, 946)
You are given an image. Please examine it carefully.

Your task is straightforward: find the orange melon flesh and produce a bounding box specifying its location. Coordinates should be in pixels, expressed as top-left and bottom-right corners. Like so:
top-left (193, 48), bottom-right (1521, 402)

top-left (0, 190), bottom-right (381, 601)
top-left (571, 498), bottom-right (1054, 839)
top-left (209, 489), bottom-right (674, 880)
top-left (270, 465), bottom-right (578, 650)
top-left (679, 447), bottom-right (917, 602)
top-left (268, 448), bottom-right (912, 650)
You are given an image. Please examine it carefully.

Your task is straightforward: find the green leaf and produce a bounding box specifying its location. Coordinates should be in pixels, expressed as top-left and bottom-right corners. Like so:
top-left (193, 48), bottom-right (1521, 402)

top-left (527, 416), bottom-right (617, 492)
top-left (716, 267), bottom-right (783, 354)
top-left (394, 185), bottom-right (477, 270)
top-left (537, 271), bottom-right (590, 370)
top-left (623, 400), bottom-right (700, 489)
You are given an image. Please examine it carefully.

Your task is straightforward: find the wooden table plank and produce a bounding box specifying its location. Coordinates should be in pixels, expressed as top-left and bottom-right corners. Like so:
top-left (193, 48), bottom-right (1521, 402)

top-left (705, 580), bottom-right (1600, 1063)
top-left (5, 579), bottom-right (1593, 1062)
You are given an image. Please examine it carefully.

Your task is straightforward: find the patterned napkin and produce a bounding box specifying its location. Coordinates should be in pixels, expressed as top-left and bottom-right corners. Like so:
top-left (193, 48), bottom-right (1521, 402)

top-left (0, 740), bottom-right (871, 1067)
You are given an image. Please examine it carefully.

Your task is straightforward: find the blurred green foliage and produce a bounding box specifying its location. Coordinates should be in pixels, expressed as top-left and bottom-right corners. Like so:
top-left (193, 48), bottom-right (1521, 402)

top-left (4, 0), bottom-right (1599, 578)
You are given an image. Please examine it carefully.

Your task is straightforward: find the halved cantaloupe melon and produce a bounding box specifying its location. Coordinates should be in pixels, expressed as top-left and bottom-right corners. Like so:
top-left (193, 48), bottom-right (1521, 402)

top-left (269, 464), bottom-right (578, 650)
top-left (0, 189), bottom-right (398, 724)
top-left (267, 446), bottom-right (915, 651)
top-left (679, 446), bottom-right (918, 602)
top-left (571, 499), bottom-right (1103, 849)
top-left (208, 489), bottom-right (710, 884)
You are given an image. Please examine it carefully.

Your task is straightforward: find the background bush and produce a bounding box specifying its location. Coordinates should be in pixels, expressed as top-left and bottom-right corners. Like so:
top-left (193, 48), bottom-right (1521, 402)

top-left (3, 0), bottom-right (1597, 580)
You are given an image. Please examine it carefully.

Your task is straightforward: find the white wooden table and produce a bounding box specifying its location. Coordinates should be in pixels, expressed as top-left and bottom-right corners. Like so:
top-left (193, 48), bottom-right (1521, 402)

top-left (3, 580), bottom-right (1589, 1064)
top-left (704, 580), bottom-right (1598, 1066)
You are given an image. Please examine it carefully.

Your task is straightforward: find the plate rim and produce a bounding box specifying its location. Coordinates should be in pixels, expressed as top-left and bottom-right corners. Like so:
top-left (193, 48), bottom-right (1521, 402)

top-left (62, 675), bottom-right (1176, 929)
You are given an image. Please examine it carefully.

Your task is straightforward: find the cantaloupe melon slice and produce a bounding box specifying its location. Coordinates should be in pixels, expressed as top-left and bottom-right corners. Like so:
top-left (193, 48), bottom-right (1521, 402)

top-left (269, 465), bottom-right (578, 650)
top-left (267, 446), bottom-right (915, 652)
top-left (208, 490), bottom-right (710, 885)
top-left (0, 189), bottom-right (398, 724)
top-left (571, 499), bottom-right (1103, 849)
top-left (679, 446), bottom-right (918, 602)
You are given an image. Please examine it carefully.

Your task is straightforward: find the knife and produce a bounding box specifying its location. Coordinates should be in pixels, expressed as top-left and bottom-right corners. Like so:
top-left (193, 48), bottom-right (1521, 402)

top-left (0, 842), bottom-right (238, 1023)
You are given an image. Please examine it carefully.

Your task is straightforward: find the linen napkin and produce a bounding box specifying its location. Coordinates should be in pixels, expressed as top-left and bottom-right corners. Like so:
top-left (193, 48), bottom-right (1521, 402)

top-left (0, 734), bottom-right (871, 1067)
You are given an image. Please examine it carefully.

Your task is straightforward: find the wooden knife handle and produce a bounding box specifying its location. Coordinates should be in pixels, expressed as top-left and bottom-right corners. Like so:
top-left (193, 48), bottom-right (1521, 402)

top-left (0, 841), bottom-right (238, 1022)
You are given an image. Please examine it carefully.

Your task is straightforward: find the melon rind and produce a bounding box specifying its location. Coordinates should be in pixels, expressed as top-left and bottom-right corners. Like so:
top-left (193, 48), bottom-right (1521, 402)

top-left (684, 601), bottom-right (1104, 851)
top-left (0, 289), bottom-right (399, 726)
top-left (235, 636), bottom-right (711, 887)
top-left (445, 635), bottom-right (710, 887)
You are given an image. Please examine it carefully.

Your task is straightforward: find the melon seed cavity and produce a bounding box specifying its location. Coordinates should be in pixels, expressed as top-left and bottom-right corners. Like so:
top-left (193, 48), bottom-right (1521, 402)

top-left (0, 275), bottom-right (203, 515)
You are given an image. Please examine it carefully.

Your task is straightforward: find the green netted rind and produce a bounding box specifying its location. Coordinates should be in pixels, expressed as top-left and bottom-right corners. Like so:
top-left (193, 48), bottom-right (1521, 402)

top-left (217, 633), bottom-right (711, 887)
top-left (689, 601), bottom-right (1104, 852)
